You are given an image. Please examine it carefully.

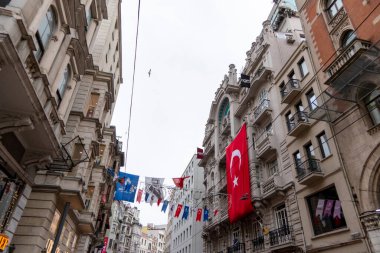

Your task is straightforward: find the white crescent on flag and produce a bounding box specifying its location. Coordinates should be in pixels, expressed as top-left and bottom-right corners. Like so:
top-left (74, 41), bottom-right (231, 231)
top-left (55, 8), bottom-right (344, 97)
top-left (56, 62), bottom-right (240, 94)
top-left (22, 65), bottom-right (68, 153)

top-left (230, 149), bottom-right (242, 178)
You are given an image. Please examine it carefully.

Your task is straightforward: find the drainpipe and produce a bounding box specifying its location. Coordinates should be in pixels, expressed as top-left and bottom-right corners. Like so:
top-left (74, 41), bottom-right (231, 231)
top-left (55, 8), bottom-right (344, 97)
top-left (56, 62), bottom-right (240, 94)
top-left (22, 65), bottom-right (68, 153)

top-left (51, 202), bottom-right (70, 253)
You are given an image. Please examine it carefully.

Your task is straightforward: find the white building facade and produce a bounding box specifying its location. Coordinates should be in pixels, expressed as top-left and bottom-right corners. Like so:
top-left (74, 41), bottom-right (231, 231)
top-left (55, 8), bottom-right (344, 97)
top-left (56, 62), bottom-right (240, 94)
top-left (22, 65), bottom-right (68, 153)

top-left (169, 155), bottom-right (204, 253)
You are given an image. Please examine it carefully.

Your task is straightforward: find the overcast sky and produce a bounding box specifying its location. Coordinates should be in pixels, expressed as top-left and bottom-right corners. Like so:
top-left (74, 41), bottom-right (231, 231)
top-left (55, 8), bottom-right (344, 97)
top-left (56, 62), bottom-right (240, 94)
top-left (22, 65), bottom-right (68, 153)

top-left (112, 0), bottom-right (274, 226)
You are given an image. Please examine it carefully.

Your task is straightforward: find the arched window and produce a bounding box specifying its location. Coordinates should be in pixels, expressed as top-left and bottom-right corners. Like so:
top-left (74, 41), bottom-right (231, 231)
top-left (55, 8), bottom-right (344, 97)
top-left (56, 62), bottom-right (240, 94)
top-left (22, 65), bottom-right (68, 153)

top-left (340, 30), bottom-right (356, 48)
top-left (36, 6), bottom-right (57, 60)
top-left (364, 90), bottom-right (380, 126)
top-left (218, 98), bottom-right (230, 127)
top-left (325, 0), bottom-right (343, 19)
top-left (56, 65), bottom-right (71, 107)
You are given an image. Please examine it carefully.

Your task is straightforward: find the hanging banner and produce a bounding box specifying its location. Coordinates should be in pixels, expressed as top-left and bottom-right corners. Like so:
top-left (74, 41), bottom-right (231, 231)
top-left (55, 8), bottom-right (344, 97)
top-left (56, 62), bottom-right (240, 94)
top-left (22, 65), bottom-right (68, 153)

top-left (101, 237), bottom-right (108, 253)
top-left (182, 206), bottom-right (189, 220)
top-left (114, 172), bottom-right (139, 202)
top-left (145, 177), bottom-right (165, 204)
top-left (161, 200), bottom-right (169, 213)
top-left (196, 208), bottom-right (202, 222)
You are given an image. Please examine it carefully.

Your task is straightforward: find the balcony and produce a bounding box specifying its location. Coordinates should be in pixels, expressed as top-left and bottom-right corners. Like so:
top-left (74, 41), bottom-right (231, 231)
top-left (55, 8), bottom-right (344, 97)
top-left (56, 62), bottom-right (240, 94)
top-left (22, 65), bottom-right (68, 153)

top-left (255, 131), bottom-right (276, 160)
top-left (281, 79), bottom-right (301, 104)
top-left (227, 243), bottom-right (245, 253)
top-left (325, 39), bottom-right (371, 81)
top-left (296, 159), bottom-right (323, 185)
top-left (78, 211), bottom-right (96, 234)
top-left (287, 111), bottom-right (311, 137)
top-left (254, 99), bottom-right (272, 125)
top-left (203, 137), bottom-right (215, 159)
top-left (261, 174), bottom-right (284, 199)
top-left (269, 225), bottom-right (295, 249)
top-left (252, 236), bottom-right (265, 251)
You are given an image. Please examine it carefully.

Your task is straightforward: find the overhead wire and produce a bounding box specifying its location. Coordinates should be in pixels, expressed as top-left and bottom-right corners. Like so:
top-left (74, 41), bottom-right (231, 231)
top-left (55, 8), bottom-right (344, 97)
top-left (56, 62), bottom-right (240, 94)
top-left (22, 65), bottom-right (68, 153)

top-left (125, 0), bottom-right (142, 166)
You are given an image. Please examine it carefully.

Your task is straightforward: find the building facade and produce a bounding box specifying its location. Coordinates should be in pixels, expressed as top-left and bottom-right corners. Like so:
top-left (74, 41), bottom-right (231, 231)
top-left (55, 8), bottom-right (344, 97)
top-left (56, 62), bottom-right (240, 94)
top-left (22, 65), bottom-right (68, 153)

top-left (169, 155), bottom-right (204, 253)
top-left (200, 0), bottom-right (371, 252)
top-left (295, 0), bottom-right (380, 252)
top-left (0, 0), bottom-right (123, 252)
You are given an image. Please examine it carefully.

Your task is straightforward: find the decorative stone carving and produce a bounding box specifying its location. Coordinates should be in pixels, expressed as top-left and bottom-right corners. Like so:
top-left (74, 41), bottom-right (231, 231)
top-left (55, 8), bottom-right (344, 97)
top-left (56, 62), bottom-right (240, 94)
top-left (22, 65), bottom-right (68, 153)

top-left (0, 111), bottom-right (34, 134)
top-left (329, 8), bottom-right (347, 32)
top-left (23, 151), bottom-right (53, 170)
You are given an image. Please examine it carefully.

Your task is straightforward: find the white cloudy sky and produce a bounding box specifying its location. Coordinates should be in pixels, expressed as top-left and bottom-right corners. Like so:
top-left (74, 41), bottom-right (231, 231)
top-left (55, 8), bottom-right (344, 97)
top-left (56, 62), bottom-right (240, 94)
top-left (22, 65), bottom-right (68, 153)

top-left (112, 0), bottom-right (274, 226)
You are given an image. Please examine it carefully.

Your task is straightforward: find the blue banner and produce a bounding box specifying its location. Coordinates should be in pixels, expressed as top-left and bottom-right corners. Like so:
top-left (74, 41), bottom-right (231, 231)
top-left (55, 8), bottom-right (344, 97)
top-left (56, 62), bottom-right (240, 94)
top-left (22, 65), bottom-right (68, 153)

top-left (114, 172), bottom-right (139, 202)
top-left (182, 206), bottom-right (189, 220)
top-left (203, 208), bottom-right (209, 221)
top-left (161, 200), bottom-right (169, 213)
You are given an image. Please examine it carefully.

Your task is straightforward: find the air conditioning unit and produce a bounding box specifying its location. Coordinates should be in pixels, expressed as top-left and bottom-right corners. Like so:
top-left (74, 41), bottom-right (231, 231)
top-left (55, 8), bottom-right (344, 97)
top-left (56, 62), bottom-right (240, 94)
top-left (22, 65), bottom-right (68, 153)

top-left (285, 33), bottom-right (295, 44)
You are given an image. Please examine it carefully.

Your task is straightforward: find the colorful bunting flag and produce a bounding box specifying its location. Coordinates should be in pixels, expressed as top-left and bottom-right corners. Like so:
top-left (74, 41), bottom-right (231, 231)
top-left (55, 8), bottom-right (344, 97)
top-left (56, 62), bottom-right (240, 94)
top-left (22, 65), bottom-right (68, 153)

top-left (136, 189), bottom-right (143, 203)
top-left (114, 172), bottom-right (139, 202)
top-left (145, 177), bottom-right (165, 205)
top-left (172, 176), bottom-right (190, 189)
top-left (203, 208), bottom-right (209, 221)
top-left (214, 209), bottom-right (218, 217)
top-left (182, 206), bottom-right (189, 220)
top-left (161, 200), bottom-right (169, 213)
top-left (145, 193), bottom-right (150, 202)
top-left (157, 198), bottom-right (162, 206)
top-left (196, 208), bottom-right (202, 221)
top-left (174, 204), bottom-right (183, 218)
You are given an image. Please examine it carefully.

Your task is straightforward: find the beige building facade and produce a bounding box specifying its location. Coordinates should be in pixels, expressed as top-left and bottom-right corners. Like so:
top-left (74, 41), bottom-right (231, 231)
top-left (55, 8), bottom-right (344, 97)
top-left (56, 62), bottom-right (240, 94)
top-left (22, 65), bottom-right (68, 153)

top-left (200, 0), bottom-right (371, 252)
top-left (0, 0), bottom-right (123, 252)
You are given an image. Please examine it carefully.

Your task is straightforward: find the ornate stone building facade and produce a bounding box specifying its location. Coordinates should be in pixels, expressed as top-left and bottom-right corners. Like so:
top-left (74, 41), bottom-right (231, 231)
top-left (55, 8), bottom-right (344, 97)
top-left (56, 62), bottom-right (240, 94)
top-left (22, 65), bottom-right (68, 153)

top-left (0, 0), bottom-right (123, 252)
top-left (200, 0), bottom-right (371, 252)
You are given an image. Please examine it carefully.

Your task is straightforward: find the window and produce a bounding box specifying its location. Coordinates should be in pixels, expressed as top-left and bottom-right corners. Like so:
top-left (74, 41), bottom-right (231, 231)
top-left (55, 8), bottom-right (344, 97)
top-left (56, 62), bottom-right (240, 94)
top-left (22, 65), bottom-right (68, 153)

top-left (274, 204), bottom-right (289, 229)
top-left (267, 159), bottom-right (278, 176)
top-left (364, 90), bottom-right (380, 125)
top-left (325, 0), bottom-right (343, 19)
top-left (295, 101), bottom-right (304, 112)
top-left (86, 6), bottom-right (92, 27)
top-left (72, 143), bottom-right (84, 161)
top-left (293, 151), bottom-right (302, 168)
top-left (317, 132), bottom-right (331, 158)
top-left (86, 93), bottom-right (100, 117)
top-left (285, 111), bottom-right (293, 132)
top-left (298, 57), bottom-right (309, 78)
top-left (304, 142), bottom-right (316, 160)
top-left (341, 30), bottom-right (356, 48)
top-left (56, 65), bottom-right (71, 107)
top-left (288, 70), bottom-right (296, 80)
top-left (35, 6), bottom-right (57, 60)
top-left (307, 186), bottom-right (346, 235)
top-left (306, 89), bottom-right (318, 111)
top-left (218, 98), bottom-right (230, 128)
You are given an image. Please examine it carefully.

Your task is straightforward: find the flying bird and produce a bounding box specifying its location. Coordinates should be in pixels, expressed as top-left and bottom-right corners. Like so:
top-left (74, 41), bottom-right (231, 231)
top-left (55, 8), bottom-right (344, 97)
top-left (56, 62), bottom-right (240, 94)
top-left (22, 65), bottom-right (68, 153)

top-left (148, 69), bottom-right (151, 77)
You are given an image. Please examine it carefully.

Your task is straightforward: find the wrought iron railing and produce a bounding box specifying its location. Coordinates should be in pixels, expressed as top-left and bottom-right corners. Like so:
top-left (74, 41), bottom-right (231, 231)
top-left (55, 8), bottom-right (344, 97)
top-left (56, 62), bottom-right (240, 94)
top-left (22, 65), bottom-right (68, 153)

top-left (287, 111), bottom-right (309, 132)
top-left (269, 225), bottom-right (293, 247)
top-left (280, 79), bottom-right (300, 98)
top-left (252, 236), bottom-right (265, 251)
top-left (295, 158), bottom-right (322, 181)
top-left (254, 99), bottom-right (271, 119)
top-left (227, 243), bottom-right (245, 253)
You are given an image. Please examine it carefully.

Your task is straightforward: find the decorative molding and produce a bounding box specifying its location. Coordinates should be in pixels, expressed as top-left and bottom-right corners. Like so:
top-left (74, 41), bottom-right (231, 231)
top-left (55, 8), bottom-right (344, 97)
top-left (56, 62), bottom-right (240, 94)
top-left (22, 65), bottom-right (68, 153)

top-left (0, 112), bottom-right (34, 134)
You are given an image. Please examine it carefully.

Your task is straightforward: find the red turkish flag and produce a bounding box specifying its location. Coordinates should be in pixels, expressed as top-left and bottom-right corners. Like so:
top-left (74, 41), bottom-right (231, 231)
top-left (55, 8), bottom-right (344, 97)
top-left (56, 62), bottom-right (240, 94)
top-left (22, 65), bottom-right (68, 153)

top-left (174, 204), bottom-right (183, 218)
top-left (172, 177), bottom-right (189, 189)
top-left (226, 123), bottom-right (253, 223)
top-left (196, 208), bottom-right (202, 221)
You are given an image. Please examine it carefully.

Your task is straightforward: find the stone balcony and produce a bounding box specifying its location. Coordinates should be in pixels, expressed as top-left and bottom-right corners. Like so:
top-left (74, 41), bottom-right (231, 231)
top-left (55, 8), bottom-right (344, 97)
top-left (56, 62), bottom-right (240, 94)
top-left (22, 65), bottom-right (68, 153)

top-left (260, 174), bottom-right (285, 199)
top-left (296, 158), bottom-right (323, 185)
top-left (287, 111), bottom-right (311, 137)
top-left (77, 211), bottom-right (96, 234)
top-left (325, 39), bottom-right (371, 81)
top-left (255, 131), bottom-right (276, 160)
top-left (254, 99), bottom-right (272, 125)
top-left (281, 79), bottom-right (301, 104)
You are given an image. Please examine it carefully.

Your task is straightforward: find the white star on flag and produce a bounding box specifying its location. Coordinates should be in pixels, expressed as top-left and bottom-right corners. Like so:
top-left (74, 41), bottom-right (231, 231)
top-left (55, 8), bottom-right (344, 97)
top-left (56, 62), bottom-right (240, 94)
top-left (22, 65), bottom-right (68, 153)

top-left (233, 176), bottom-right (239, 187)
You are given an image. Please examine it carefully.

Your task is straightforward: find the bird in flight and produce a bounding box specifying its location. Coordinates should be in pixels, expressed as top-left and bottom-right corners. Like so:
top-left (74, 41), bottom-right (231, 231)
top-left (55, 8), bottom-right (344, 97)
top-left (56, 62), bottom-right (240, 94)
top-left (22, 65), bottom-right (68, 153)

top-left (148, 69), bottom-right (151, 77)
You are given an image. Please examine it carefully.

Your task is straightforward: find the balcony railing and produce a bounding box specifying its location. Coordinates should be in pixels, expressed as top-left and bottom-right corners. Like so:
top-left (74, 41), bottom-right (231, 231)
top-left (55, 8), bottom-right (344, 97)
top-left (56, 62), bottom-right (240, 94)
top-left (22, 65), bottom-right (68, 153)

top-left (326, 39), bottom-right (371, 79)
top-left (252, 236), bottom-right (265, 251)
top-left (254, 99), bottom-right (272, 124)
top-left (269, 225), bottom-right (294, 247)
top-left (281, 79), bottom-right (301, 104)
top-left (227, 243), bottom-right (245, 253)
top-left (287, 111), bottom-right (310, 136)
top-left (296, 158), bottom-right (323, 184)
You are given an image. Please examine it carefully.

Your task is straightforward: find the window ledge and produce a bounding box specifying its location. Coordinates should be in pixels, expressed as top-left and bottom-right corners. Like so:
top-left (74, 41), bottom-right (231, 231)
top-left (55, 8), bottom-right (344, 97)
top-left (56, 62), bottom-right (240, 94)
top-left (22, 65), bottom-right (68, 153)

top-left (311, 227), bottom-right (349, 240)
top-left (367, 123), bottom-right (380, 135)
top-left (320, 154), bottom-right (333, 163)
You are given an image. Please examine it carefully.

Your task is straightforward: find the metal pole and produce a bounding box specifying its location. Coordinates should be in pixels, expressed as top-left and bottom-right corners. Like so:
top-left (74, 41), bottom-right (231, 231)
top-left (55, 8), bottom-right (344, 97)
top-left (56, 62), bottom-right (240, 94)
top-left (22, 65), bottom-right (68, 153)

top-left (51, 202), bottom-right (70, 253)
